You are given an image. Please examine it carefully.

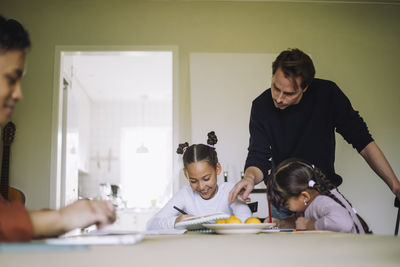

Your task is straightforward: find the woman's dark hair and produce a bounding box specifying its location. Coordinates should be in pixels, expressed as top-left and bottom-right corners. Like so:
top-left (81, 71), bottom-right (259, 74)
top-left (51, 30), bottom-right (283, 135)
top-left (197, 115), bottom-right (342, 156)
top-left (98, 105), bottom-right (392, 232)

top-left (0, 15), bottom-right (31, 54)
top-left (267, 158), bottom-right (372, 234)
top-left (176, 131), bottom-right (219, 169)
top-left (272, 48), bottom-right (315, 90)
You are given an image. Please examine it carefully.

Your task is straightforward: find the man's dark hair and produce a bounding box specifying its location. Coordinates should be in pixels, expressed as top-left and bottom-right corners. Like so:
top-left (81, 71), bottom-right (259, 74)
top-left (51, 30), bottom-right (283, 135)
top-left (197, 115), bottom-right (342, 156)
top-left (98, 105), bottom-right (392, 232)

top-left (272, 48), bottom-right (315, 90)
top-left (0, 15), bottom-right (31, 54)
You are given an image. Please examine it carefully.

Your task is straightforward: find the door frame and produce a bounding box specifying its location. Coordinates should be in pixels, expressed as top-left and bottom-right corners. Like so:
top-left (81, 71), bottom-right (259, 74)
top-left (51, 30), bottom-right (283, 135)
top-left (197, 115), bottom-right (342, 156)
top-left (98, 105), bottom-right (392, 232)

top-left (50, 45), bottom-right (179, 209)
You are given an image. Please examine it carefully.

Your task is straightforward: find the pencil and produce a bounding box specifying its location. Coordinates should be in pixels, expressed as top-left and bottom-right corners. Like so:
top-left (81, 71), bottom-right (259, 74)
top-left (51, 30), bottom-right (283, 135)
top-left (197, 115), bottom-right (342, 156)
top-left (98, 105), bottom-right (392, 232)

top-left (173, 206), bottom-right (187, 214)
top-left (267, 198), bottom-right (272, 223)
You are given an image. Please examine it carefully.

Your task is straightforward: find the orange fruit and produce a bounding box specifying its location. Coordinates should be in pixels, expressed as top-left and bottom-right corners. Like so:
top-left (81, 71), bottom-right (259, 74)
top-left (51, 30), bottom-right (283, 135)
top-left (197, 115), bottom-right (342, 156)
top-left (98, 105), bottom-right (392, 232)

top-left (245, 217), bottom-right (261, 224)
top-left (216, 219), bottom-right (227, 224)
top-left (226, 215), bottom-right (242, 224)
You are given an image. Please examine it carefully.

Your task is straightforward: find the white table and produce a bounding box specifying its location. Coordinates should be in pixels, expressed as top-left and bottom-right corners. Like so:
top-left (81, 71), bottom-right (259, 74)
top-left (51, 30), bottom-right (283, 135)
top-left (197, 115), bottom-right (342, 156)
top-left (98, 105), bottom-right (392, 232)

top-left (1, 232), bottom-right (399, 267)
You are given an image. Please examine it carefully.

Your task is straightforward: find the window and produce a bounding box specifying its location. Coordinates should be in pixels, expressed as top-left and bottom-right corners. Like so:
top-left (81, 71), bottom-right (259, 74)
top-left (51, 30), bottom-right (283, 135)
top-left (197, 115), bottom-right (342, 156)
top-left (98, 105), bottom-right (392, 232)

top-left (55, 49), bottom-right (175, 213)
top-left (120, 127), bottom-right (172, 208)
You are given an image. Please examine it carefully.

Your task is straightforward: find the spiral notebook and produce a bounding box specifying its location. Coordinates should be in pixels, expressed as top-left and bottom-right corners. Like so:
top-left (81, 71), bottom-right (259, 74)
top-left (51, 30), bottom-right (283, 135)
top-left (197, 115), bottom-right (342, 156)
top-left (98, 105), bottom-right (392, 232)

top-left (175, 212), bottom-right (230, 231)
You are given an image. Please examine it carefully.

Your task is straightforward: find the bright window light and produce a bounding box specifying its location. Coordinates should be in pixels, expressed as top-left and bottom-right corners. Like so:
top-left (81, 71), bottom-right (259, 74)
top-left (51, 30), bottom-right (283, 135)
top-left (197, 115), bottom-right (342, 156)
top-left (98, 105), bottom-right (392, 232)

top-left (120, 127), bottom-right (172, 209)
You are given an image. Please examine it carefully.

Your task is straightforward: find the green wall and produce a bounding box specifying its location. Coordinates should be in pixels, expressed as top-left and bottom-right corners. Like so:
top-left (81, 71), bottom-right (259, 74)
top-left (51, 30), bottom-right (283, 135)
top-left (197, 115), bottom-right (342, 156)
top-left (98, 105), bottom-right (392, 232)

top-left (1, 0), bottom-right (399, 234)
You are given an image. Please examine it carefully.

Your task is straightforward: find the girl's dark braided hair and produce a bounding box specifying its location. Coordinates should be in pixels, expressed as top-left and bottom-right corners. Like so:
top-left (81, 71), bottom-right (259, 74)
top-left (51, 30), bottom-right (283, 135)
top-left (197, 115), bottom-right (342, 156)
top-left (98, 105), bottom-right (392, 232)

top-left (267, 158), bottom-right (372, 234)
top-left (176, 142), bottom-right (189, 155)
top-left (176, 131), bottom-right (219, 169)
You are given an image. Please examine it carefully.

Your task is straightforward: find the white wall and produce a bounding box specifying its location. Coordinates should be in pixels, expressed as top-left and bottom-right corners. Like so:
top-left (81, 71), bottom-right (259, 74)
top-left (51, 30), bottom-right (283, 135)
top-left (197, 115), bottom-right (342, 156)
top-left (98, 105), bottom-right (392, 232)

top-left (190, 53), bottom-right (276, 181)
top-left (78, 100), bottom-right (172, 199)
top-left (190, 53), bottom-right (277, 218)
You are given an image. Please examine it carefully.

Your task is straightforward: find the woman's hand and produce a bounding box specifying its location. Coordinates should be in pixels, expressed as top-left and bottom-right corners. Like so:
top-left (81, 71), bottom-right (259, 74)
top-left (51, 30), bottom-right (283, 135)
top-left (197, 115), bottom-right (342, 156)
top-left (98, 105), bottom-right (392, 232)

top-left (30, 199), bottom-right (116, 238)
top-left (59, 199), bottom-right (116, 231)
top-left (295, 217), bottom-right (315, 230)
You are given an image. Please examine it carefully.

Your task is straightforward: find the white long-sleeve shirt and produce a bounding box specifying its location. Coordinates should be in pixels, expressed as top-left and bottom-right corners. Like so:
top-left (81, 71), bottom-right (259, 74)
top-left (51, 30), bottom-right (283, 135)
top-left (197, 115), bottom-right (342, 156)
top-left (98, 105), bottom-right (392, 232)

top-left (147, 182), bottom-right (252, 230)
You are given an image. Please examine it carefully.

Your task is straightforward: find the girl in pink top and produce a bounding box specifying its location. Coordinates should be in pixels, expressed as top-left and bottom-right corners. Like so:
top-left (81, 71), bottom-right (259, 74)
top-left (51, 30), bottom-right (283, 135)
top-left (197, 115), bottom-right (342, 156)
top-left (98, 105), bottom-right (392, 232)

top-left (267, 158), bottom-right (371, 234)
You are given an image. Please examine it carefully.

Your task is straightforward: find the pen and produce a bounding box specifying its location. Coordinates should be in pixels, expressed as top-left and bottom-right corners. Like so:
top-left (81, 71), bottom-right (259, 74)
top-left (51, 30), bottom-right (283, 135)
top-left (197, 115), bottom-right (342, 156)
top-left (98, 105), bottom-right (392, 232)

top-left (173, 206), bottom-right (187, 214)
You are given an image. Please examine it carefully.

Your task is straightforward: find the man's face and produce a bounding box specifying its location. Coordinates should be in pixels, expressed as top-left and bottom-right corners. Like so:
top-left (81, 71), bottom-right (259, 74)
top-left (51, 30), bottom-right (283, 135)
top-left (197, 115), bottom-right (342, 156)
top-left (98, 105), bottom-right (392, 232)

top-left (0, 50), bottom-right (25, 125)
top-left (271, 68), bottom-right (307, 110)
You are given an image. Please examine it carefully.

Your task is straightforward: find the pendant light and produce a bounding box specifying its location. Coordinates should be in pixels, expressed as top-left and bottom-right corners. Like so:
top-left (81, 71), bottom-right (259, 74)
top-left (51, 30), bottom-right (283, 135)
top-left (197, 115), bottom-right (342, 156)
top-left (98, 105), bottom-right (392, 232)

top-left (136, 95), bottom-right (149, 153)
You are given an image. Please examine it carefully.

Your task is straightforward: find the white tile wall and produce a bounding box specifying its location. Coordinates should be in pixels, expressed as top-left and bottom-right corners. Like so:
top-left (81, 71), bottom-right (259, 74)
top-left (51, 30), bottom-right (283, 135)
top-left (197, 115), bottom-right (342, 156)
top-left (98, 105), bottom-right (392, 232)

top-left (78, 100), bottom-right (171, 200)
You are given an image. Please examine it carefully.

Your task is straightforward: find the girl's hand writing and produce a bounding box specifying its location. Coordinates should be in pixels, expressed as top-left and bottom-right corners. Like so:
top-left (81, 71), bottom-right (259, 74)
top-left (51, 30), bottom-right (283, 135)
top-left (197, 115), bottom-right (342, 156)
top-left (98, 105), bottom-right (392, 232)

top-left (175, 214), bottom-right (193, 225)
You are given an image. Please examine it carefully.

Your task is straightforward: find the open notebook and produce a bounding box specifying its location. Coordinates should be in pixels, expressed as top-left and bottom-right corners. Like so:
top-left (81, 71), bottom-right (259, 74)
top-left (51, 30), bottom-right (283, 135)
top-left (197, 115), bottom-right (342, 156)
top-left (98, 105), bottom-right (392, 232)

top-left (45, 232), bottom-right (144, 246)
top-left (175, 212), bottom-right (230, 231)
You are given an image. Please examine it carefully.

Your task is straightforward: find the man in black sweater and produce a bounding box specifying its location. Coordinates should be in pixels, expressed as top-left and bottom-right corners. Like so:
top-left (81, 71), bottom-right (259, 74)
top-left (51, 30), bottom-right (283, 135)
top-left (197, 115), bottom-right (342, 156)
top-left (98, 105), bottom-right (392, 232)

top-left (229, 48), bottom-right (400, 219)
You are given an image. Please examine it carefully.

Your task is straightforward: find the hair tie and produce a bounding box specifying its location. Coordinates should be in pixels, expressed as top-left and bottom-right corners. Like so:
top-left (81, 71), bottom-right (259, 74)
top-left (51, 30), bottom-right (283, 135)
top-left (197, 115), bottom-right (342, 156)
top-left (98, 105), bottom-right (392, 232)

top-left (308, 180), bottom-right (316, 188)
top-left (206, 144), bottom-right (215, 149)
top-left (182, 146), bottom-right (188, 153)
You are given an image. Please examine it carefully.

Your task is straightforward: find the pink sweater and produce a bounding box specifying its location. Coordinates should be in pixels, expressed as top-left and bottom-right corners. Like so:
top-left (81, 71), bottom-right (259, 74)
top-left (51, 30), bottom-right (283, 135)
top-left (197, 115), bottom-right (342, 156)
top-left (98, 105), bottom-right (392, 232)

top-left (304, 189), bottom-right (365, 234)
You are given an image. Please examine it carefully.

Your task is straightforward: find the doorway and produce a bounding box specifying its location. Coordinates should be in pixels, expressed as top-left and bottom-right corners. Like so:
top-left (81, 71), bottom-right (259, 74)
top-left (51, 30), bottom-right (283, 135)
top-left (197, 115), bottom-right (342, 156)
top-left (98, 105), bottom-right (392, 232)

top-left (50, 47), bottom-right (179, 216)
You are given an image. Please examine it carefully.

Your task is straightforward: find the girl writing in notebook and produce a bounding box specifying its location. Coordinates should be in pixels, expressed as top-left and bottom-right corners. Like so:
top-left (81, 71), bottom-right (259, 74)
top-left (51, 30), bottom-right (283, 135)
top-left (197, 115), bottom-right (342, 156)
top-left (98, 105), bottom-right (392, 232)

top-left (147, 131), bottom-right (252, 230)
top-left (267, 158), bottom-right (371, 234)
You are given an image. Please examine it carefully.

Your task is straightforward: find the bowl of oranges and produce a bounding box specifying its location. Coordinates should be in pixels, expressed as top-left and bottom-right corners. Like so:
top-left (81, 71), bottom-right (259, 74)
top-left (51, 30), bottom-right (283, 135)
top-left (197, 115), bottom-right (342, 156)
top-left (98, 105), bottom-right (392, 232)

top-left (203, 215), bottom-right (275, 234)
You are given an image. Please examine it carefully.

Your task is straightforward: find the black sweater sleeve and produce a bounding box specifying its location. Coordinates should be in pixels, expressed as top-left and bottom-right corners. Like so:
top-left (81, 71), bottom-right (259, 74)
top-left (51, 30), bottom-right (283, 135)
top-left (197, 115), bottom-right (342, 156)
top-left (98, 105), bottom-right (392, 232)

top-left (244, 98), bottom-right (272, 180)
top-left (331, 83), bottom-right (373, 152)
